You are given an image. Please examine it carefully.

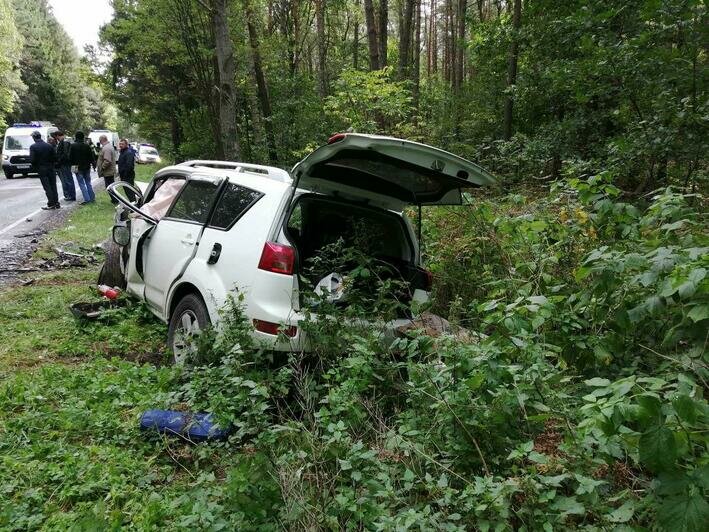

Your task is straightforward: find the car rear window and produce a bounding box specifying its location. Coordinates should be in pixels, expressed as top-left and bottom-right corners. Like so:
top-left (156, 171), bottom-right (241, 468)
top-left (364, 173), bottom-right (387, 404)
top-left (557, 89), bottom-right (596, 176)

top-left (209, 183), bottom-right (263, 230)
top-left (167, 180), bottom-right (220, 223)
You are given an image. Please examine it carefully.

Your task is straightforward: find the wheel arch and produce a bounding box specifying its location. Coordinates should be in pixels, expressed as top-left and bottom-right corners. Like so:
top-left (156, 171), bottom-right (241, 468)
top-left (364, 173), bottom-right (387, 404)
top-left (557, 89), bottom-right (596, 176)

top-left (168, 282), bottom-right (207, 319)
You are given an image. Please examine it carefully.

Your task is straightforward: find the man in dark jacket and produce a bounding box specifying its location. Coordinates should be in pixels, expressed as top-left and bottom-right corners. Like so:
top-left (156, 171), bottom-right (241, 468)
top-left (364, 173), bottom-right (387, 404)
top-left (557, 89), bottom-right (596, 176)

top-left (29, 131), bottom-right (59, 210)
top-left (69, 131), bottom-right (96, 204)
top-left (55, 131), bottom-right (76, 202)
top-left (117, 138), bottom-right (137, 202)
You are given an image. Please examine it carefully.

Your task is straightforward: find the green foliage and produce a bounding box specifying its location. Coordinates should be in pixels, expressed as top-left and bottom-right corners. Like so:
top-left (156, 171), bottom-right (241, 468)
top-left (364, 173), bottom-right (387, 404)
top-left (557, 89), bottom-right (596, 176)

top-left (6, 0), bottom-right (115, 131)
top-left (0, 0), bottom-right (23, 131)
top-left (324, 67), bottom-right (413, 134)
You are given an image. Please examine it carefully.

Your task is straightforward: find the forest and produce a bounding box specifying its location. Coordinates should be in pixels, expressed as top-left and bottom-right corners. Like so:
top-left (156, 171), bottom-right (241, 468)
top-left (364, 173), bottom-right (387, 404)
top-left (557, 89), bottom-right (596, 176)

top-left (0, 0), bottom-right (707, 529)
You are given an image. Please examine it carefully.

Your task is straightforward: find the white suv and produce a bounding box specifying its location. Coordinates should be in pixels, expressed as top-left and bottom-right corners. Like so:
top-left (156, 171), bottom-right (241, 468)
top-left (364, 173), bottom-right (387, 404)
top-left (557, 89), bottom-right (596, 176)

top-left (105, 134), bottom-right (495, 361)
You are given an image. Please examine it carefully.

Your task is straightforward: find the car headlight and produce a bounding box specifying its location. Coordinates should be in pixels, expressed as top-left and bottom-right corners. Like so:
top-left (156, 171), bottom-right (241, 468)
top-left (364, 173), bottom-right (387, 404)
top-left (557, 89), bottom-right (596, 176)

top-left (2, 155), bottom-right (8, 161)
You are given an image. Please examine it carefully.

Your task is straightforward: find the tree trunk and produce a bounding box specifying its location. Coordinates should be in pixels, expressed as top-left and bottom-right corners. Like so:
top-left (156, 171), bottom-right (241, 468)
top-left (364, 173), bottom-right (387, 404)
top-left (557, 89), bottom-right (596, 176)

top-left (353, 18), bottom-right (360, 69)
top-left (502, 0), bottom-right (521, 140)
top-left (244, 0), bottom-right (278, 163)
top-left (454, 0), bottom-right (465, 93)
top-left (398, 0), bottom-right (415, 79)
top-left (211, 0), bottom-right (240, 160)
top-left (431, 0), bottom-right (437, 75)
top-left (363, 0), bottom-right (380, 70)
top-left (378, 0), bottom-right (388, 67)
top-left (413, 0), bottom-right (421, 107)
top-left (315, 0), bottom-right (328, 97)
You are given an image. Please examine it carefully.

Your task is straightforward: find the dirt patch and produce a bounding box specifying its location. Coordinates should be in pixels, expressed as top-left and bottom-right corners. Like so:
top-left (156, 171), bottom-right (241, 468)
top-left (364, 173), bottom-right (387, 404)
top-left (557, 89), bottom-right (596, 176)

top-left (533, 419), bottom-right (565, 458)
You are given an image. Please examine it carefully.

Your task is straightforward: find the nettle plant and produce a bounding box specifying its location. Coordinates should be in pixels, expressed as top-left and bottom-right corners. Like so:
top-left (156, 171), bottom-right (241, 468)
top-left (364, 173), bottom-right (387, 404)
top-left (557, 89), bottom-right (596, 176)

top-left (578, 374), bottom-right (709, 531)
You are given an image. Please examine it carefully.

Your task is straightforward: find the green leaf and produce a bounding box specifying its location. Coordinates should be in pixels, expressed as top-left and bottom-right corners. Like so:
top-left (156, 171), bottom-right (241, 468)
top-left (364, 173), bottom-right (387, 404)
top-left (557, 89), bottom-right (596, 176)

top-left (657, 493), bottom-right (709, 532)
top-left (607, 500), bottom-right (635, 523)
top-left (550, 496), bottom-right (585, 516)
top-left (585, 377), bottom-right (611, 387)
top-left (639, 425), bottom-right (677, 472)
top-left (672, 394), bottom-right (698, 424)
top-left (687, 304), bottom-right (708, 323)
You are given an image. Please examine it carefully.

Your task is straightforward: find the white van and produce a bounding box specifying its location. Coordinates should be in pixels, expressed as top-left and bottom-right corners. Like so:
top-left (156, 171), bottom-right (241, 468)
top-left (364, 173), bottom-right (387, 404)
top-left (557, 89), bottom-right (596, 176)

top-left (2, 122), bottom-right (58, 179)
top-left (88, 130), bottom-right (120, 152)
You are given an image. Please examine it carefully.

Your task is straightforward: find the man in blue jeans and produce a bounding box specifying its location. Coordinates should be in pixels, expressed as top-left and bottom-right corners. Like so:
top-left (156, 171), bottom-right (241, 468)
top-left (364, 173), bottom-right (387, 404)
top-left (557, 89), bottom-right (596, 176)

top-left (69, 131), bottom-right (95, 204)
top-left (55, 131), bottom-right (76, 201)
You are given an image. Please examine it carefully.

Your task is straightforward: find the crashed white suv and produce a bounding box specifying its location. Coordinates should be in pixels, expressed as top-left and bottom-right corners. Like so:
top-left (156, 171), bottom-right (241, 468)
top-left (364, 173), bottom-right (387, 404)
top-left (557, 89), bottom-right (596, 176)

top-left (105, 134), bottom-right (495, 361)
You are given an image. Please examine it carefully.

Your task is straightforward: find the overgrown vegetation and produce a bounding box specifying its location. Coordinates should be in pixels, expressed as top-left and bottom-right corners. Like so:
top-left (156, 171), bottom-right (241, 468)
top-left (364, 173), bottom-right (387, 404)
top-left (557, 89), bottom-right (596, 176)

top-left (1, 178), bottom-right (704, 529)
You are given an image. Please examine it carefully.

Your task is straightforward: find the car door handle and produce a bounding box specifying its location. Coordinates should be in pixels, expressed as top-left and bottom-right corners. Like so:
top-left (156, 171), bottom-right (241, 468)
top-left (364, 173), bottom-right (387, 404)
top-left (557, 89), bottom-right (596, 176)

top-left (180, 236), bottom-right (195, 246)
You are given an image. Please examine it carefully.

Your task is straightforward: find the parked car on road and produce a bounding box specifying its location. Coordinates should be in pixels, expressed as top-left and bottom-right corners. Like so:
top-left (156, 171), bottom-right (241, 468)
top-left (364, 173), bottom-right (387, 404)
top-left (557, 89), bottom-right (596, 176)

top-left (2, 122), bottom-right (58, 179)
top-left (102, 134), bottom-right (496, 362)
top-left (137, 144), bottom-right (161, 164)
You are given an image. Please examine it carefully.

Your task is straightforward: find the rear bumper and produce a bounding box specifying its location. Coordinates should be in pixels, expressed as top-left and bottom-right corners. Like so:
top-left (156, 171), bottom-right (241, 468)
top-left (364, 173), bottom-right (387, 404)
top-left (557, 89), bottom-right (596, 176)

top-left (250, 313), bottom-right (416, 353)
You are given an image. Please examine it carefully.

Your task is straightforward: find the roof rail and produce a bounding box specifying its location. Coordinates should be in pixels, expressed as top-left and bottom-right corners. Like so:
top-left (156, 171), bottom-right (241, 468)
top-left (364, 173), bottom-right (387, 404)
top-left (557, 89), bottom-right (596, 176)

top-left (179, 160), bottom-right (291, 183)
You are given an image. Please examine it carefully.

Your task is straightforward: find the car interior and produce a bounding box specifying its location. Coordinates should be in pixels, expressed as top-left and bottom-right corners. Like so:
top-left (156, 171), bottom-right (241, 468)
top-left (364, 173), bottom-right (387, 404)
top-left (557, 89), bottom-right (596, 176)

top-left (286, 195), bottom-right (429, 308)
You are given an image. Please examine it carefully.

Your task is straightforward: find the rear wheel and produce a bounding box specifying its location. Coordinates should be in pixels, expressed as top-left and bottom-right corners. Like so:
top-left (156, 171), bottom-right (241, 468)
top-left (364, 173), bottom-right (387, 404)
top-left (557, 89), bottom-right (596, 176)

top-left (167, 294), bottom-right (211, 365)
top-left (97, 240), bottom-right (127, 289)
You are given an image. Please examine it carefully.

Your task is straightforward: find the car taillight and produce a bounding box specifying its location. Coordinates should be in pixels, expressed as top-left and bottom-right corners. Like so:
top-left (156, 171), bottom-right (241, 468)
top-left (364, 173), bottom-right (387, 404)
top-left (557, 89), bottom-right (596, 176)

top-left (258, 242), bottom-right (295, 275)
top-left (327, 133), bottom-right (346, 144)
top-left (253, 319), bottom-right (297, 337)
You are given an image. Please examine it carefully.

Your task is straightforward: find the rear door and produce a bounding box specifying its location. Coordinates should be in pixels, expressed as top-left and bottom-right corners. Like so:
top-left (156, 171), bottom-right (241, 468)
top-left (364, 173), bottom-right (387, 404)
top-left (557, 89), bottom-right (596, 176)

top-left (189, 181), bottom-right (266, 306)
top-left (142, 175), bottom-right (223, 313)
top-left (291, 133), bottom-right (496, 211)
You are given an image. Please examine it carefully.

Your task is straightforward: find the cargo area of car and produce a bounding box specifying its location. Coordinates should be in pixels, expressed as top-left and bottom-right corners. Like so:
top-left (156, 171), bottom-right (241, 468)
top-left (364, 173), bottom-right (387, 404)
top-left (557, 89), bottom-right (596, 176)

top-left (285, 194), bottom-right (430, 310)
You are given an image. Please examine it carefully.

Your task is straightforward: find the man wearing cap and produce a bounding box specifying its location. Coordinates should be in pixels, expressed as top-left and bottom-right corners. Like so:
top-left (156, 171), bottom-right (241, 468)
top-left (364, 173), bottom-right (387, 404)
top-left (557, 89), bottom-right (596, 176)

top-left (29, 131), bottom-right (60, 210)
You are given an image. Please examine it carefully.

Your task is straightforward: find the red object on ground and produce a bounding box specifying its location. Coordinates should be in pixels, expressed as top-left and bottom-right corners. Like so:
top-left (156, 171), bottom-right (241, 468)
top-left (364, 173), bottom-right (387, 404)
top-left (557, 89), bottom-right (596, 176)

top-left (98, 284), bottom-right (120, 300)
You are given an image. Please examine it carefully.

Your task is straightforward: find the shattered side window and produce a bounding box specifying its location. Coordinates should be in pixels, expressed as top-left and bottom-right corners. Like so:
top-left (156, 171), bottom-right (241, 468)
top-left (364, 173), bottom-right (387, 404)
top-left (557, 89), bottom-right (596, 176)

top-left (209, 183), bottom-right (263, 230)
top-left (167, 180), bottom-right (219, 224)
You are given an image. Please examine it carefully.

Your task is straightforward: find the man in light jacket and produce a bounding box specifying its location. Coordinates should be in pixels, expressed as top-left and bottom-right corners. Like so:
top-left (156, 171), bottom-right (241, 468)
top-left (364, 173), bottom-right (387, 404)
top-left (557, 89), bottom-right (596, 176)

top-left (96, 135), bottom-right (117, 205)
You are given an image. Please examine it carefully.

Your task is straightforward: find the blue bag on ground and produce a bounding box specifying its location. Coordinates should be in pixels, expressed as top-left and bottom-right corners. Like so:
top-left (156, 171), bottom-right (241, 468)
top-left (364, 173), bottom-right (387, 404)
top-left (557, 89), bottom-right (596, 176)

top-left (140, 410), bottom-right (231, 441)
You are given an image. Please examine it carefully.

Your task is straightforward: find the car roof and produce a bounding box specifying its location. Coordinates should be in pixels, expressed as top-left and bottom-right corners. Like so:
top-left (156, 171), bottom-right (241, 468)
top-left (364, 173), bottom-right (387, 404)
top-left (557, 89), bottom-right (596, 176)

top-left (156, 161), bottom-right (292, 195)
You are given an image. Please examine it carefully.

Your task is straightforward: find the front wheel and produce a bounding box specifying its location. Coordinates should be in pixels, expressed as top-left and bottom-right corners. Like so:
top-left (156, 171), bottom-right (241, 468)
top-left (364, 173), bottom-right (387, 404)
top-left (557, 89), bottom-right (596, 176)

top-left (167, 293), bottom-right (211, 365)
top-left (3, 170), bottom-right (13, 179)
top-left (97, 240), bottom-right (127, 289)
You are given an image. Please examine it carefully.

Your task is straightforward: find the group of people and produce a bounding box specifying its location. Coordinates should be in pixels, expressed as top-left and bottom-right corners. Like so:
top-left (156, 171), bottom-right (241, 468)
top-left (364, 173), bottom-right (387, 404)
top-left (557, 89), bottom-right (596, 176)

top-left (29, 130), bottom-right (136, 210)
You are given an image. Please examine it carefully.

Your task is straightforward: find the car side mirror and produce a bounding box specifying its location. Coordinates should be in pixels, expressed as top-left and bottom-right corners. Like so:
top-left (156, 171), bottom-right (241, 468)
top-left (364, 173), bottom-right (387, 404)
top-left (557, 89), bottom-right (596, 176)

top-left (113, 225), bottom-right (131, 247)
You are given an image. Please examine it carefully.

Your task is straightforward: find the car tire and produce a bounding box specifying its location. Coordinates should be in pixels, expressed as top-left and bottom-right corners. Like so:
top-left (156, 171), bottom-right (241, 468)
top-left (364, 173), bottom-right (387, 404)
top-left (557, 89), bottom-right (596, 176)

top-left (167, 293), bottom-right (211, 366)
top-left (97, 240), bottom-right (127, 289)
top-left (3, 170), bottom-right (13, 179)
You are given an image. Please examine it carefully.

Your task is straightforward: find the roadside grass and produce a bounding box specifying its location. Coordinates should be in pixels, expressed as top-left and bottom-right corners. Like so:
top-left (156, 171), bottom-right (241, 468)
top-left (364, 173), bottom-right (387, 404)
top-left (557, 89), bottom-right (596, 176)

top-left (0, 158), bottom-right (246, 530)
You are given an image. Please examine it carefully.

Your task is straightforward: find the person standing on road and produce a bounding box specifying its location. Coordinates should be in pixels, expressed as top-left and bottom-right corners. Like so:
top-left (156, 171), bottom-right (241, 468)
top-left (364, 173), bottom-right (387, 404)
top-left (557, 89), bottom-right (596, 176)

top-left (55, 131), bottom-right (76, 202)
top-left (96, 134), bottom-right (118, 205)
top-left (117, 138), bottom-right (137, 202)
top-left (69, 131), bottom-right (95, 204)
top-left (29, 131), bottom-right (59, 210)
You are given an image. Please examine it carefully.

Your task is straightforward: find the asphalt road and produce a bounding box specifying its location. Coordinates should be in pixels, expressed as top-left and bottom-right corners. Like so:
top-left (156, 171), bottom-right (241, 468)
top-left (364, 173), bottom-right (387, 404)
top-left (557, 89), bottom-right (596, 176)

top-left (0, 172), bottom-right (103, 283)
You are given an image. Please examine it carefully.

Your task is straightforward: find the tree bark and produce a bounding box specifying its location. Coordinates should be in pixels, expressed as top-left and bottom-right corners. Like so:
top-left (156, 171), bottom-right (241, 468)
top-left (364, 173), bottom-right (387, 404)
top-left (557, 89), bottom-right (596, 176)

top-left (454, 0), bottom-right (466, 93)
top-left (398, 0), bottom-right (415, 79)
top-left (413, 0), bottom-right (421, 107)
top-left (378, 0), bottom-right (388, 67)
top-left (353, 18), bottom-right (360, 69)
top-left (244, 0), bottom-right (278, 163)
top-left (430, 0), bottom-right (437, 75)
top-left (211, 0), bottom-right (240, 160)
top-left (315, 0), bottom-right (328, 97)
top-left (502, 0), bottom-right (521, 140)
top-left (363, 0), bottom-right (380, 70)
